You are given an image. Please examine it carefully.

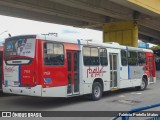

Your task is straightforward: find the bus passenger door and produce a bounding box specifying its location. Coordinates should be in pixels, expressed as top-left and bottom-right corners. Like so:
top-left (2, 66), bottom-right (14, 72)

top-left (109, 53), bottom-right (118, 88)
top-left (67, 50), bottom-right (79, 95)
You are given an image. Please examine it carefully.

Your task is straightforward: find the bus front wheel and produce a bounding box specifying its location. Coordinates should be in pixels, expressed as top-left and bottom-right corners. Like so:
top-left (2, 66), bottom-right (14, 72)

top-left (136, 78), bottom-right (147, 91)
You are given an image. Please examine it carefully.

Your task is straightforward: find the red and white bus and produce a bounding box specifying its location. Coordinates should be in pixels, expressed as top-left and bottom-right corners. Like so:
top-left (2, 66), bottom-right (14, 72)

top-left (2, 35), bottom-right (156, 100)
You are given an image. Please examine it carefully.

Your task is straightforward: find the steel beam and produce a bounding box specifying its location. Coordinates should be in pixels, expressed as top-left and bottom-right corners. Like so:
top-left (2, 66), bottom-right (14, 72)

top-left (0, 0), bottom-right (105, 23)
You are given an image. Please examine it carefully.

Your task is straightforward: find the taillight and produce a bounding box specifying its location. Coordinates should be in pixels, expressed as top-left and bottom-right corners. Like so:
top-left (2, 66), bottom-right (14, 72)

top-left (33, 72), bottom-right (37, 85)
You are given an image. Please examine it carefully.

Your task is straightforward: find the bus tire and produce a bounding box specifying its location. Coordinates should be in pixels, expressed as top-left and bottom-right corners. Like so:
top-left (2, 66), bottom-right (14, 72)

top-left (91, 82), bottom-right (102, 101)
top-left (136, 78), bottom-right (147, 91)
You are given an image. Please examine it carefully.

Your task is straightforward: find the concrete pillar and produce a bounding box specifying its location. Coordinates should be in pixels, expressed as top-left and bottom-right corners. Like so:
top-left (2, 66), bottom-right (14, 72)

top-left (103, 21), bottom-right (138, 47)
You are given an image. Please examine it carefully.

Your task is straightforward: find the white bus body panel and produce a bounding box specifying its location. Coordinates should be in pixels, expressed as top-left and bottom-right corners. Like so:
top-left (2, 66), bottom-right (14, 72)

top-left (3, 85), bottom-right (42, 96)
top-left (42, 86), bottom-right (67, 97)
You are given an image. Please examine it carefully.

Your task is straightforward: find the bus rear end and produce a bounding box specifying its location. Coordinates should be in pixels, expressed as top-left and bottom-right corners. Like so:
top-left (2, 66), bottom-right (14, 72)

top-left (3, 35), bottom-right (42, 96)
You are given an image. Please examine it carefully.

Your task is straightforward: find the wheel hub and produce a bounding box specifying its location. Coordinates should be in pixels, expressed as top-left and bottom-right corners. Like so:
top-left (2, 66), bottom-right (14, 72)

top-left (141, 80), bottom-right (145, 89)
top-left (94, 86), bottom-right (100, 97)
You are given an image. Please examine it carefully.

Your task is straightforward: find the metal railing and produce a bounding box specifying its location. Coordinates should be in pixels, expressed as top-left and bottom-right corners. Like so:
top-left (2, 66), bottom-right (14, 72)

top-left (112, 103), bottom-right (160, 120)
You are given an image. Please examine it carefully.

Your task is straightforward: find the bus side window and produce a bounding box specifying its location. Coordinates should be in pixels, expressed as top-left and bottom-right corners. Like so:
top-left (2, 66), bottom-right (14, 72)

top-left (100, 48), bottom-right (108, 66)
top-left (128, 51), bottom-right (138, 66)
top-left (83, 47), bottom-right (99, 66)
top-left (138, 52), bottom-right (146, 66)
top-left (44, 43), bottom-right (64, 65)
top-left (121, 50), bottom-right (127, 66)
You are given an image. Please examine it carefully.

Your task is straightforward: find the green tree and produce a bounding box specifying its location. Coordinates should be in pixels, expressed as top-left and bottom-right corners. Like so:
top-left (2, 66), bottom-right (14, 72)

top-left (150, 45), bottom-right (160, 50)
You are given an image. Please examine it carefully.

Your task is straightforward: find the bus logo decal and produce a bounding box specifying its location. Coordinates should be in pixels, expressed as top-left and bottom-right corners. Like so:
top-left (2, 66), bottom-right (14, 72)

top-left (87, 67), bottom-right (106, 78)
top-left (5, 66), bottom-right (17, 72)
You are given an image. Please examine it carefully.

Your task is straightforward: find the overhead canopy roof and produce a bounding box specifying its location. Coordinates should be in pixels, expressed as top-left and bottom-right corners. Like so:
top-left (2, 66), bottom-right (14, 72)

top-left (0, 0), bottom-right (159, 44)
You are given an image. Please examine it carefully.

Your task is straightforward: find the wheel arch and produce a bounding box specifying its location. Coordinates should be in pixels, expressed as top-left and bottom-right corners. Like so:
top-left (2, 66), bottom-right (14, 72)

top-left (142, 74), bottom-right (148, 85)
top-left (93, 78), bottom-right (104, 91)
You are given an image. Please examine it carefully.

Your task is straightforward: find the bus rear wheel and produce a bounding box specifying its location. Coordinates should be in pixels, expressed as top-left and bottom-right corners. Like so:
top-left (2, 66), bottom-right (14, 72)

top-left (136, 78), bottom-right (147, 91)
top-left (91, 82), bottom-right (102, 101)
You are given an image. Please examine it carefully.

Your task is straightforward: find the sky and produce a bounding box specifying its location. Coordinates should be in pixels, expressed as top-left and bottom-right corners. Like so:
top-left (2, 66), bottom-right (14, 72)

top-left (0, 15), bottom-right (102, 43)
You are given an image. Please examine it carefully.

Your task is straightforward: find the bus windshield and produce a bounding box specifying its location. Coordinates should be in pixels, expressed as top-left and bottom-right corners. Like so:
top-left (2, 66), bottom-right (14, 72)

top-left (4, 35), bottom-right (36, 65)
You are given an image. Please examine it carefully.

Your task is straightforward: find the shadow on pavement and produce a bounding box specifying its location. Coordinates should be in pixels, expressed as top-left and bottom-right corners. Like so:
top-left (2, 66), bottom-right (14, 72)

top-left (1, 87), bottom-right (142, 110)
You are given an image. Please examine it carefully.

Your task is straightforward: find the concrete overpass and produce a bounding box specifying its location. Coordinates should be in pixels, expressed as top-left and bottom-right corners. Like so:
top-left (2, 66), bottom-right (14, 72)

top-left (0, 0), bottom-right (160, 44)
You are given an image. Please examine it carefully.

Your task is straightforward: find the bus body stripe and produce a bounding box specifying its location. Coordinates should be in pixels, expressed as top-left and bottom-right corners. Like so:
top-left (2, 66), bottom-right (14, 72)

top-left (126, 46), bottom-right (128, 50)
top-left (126, 46), bottom-right (130, 79)
top-left (77, 39), bottom-right (81, 50)
top-left (128, 65), bottom-right (130, 79)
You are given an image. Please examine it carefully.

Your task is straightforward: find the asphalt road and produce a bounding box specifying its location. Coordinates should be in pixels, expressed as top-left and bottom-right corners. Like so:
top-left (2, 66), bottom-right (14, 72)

top-left (0, 72), bottom-right (160, 120)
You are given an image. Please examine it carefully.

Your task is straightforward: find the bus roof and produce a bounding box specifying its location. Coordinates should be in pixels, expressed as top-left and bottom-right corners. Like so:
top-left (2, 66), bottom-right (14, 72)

top-left (5, 34), bottom-right (153, 53)
top-left (36, 34), bottom-right (153, 53)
